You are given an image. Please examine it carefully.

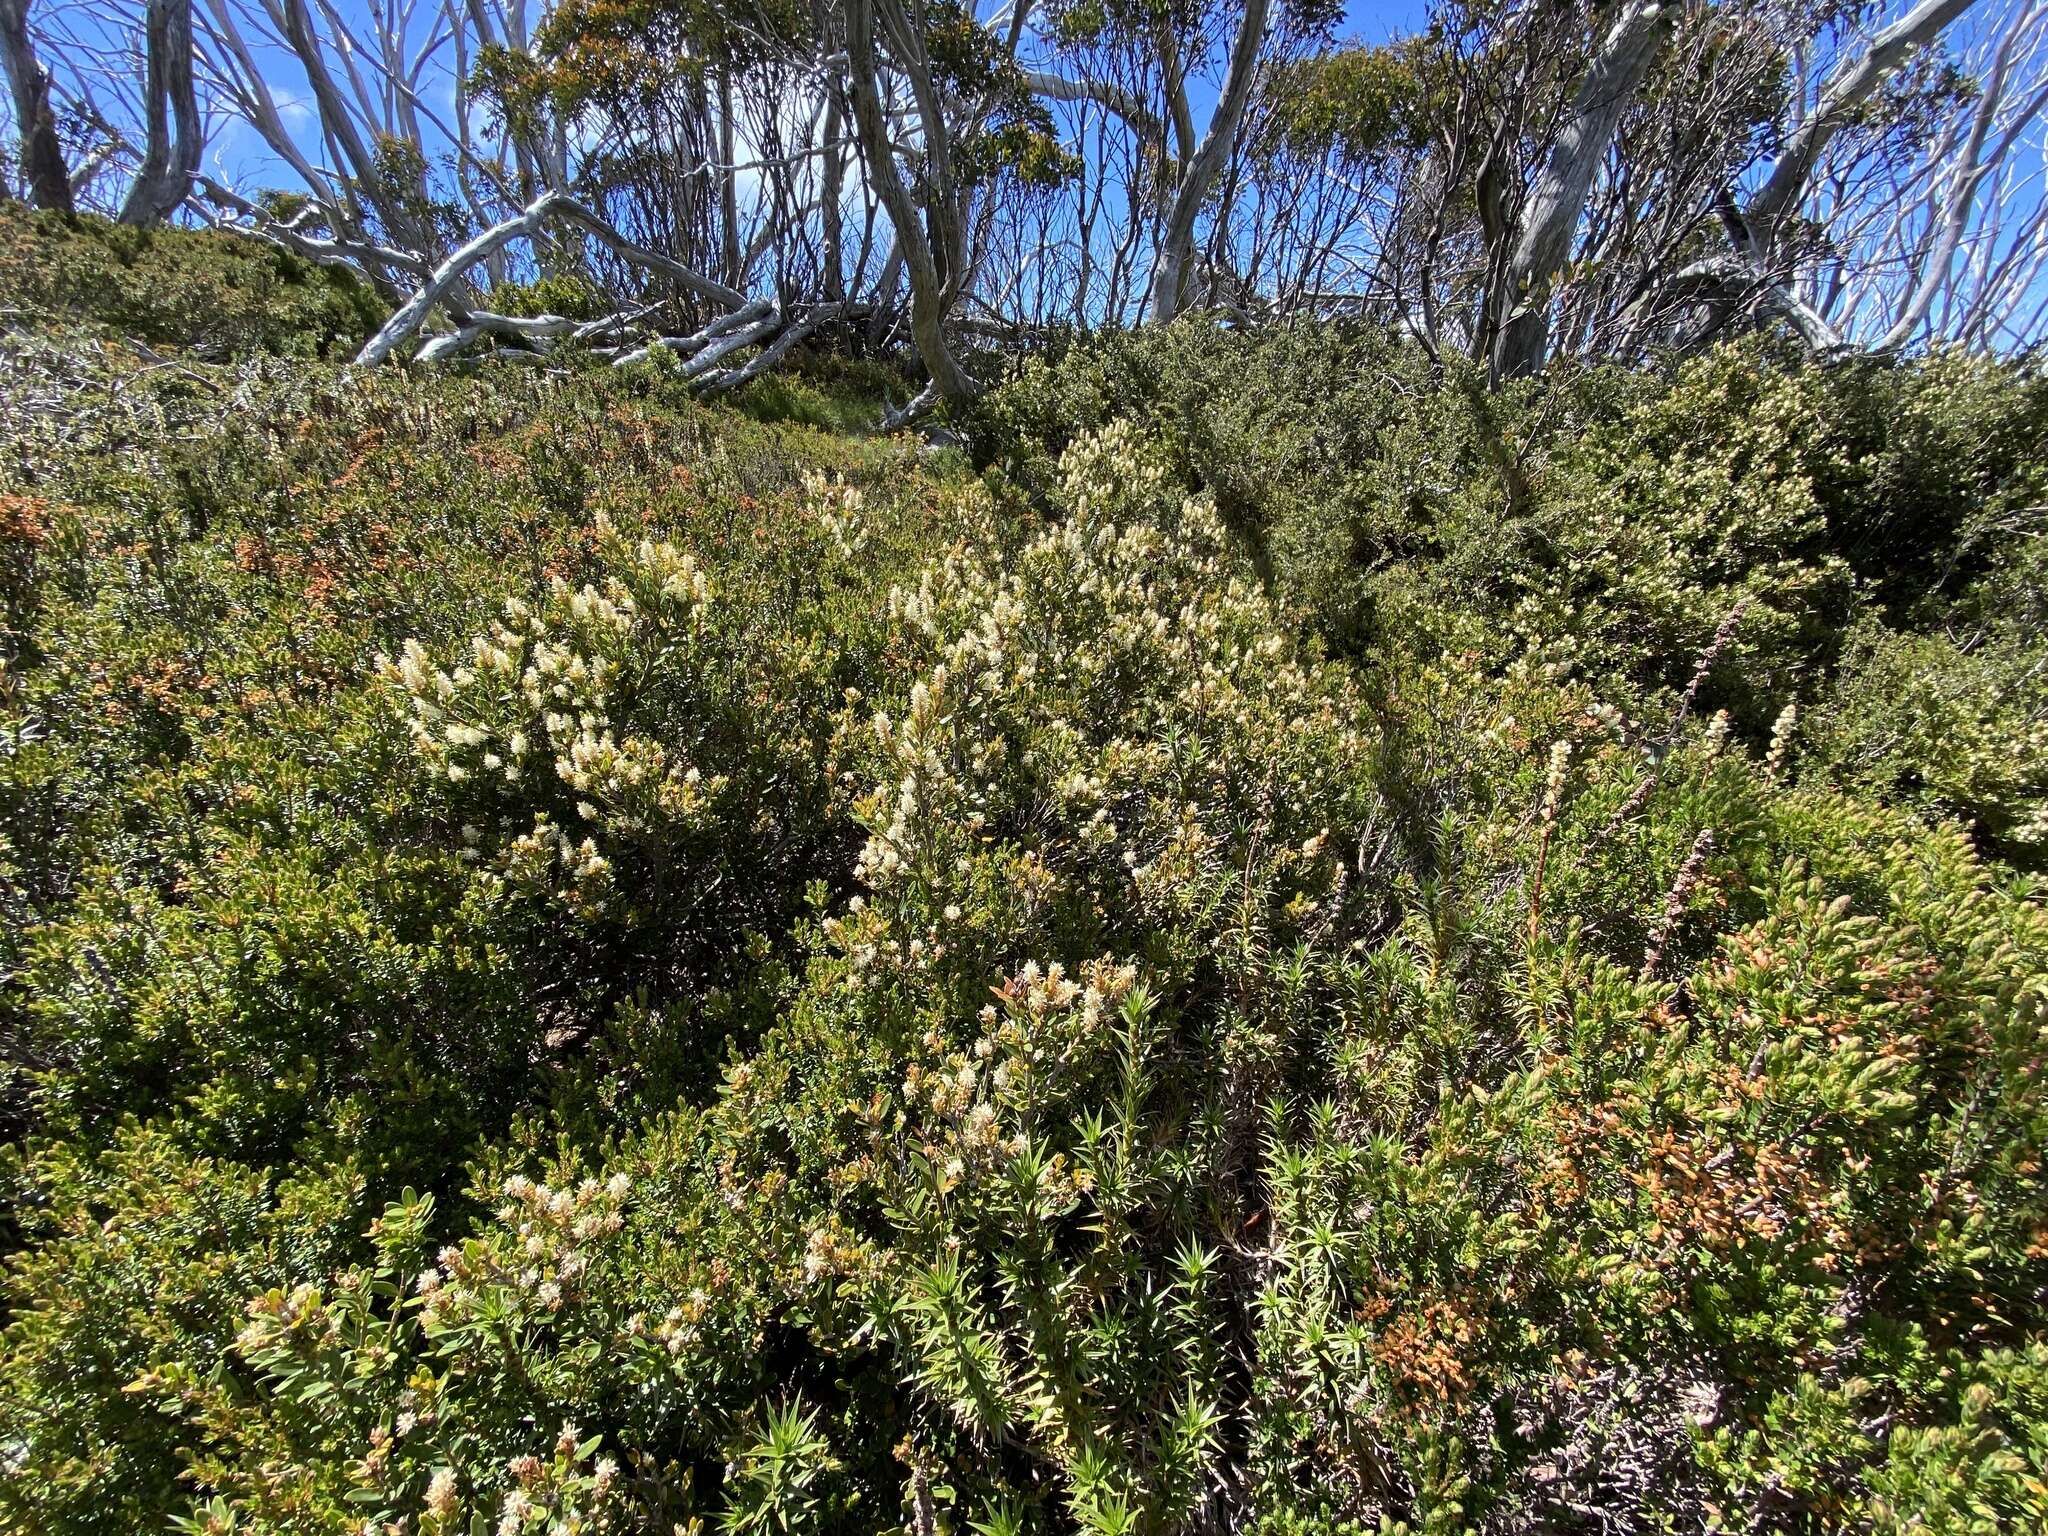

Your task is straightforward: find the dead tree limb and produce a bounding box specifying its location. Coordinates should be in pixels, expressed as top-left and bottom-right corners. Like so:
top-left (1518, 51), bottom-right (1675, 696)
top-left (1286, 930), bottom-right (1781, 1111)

top-left (194, 178), bottom-right (427, 299)
top-left (608, 297), bottom-right (776, 369)
top-left (415, 312), bottom-right (578, 363)
top-left (355, 199), bottom-right (554, 364)
top-left (700, 300), bottom-right (864, 392)
top-left (356, 191), bottom-right (747, 366)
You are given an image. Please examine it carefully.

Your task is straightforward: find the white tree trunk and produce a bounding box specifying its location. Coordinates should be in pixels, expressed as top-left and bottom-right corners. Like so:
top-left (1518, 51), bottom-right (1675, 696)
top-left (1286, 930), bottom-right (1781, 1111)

top-left (1147, 0), bottom-right (1269, 324)
top-left (843, 0), bottom-right (977, 406)
top-left (120, 0), bottom-right (202, 225)
top-left (1745, 0), bottom-right (1984, 255)
top-left (1490, 0), bottom-right (1672, 382)
top-left (0, 0), bottom-right (73, 212)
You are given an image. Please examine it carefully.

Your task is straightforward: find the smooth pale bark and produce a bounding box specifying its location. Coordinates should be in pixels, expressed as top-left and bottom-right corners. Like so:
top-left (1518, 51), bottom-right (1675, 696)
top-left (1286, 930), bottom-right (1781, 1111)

top-left (356, 201), bottom-right (546, 364)
top-left (1875, 14), bottom-right (2048, 349)
top-left (843, 0), bottom-right (977, 406)
top-left (718, 66), bottom-right (742, 287)
top-left (667, 309), bottom-right (782, 381)
top-left (609, 297), bottom-right (775, 369)
top-left (874, 0), bottom-right (966, 305)
top-left (820, 94), bottom-right (845, 300)
top-left (269, 0), bottom-right (448, 256)
top-left (1745, 0), bottom-right (1983, 254)
top-left (357, 191), bottom-right (745, 365)
top-left (1024, 69), bottom-right (1159, 142)
top-left (549, 194), bottom-right (748, 308)
top-left (120, 0), bottom-right (202, 225)
top-left (1147, 0), bottom-right (1269, 323)
top-left (0, 0), bottom-right (73, 213)
top-left (414, 311), bottom-right (578, 363)
top-left (68, 136), bottom-right (120, 199)
top-left (867, 240), bottom-right (904, 347)
top-left (276, 0), bottom-right (393, 222)
top-left (880, 380), bottom-right (939, 430)
top-left (701, 300), bottom-right (862, 392)
top-left (413, 301), bottom-right (767, 371)
top-left (1155, 18), bottom-right (1194, 164)
top-left (1659, 252), bottom-right (1847, 353)
top-left (1675, 0), bottom-right (1988, 357)
top-left (196, 176), bottom-right (426, 298)
top-left (200, 0), bottom-right (341, 209)
top-left (1490, 0), bottom-right (1673, 382)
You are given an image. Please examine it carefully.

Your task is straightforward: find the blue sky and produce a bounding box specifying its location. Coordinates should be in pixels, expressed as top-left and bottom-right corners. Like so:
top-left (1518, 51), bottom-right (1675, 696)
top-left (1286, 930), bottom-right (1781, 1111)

top-left (1346, 0), bottom-right (1431, 44)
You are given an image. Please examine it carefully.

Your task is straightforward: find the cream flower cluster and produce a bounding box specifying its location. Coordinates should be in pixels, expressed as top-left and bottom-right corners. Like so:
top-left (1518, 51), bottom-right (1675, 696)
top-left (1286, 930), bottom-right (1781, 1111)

top-left (377, 517), bottom-right (726, 913)
top-left (236, 1279), bottom-right (343, 1360)
top-left (420, 1172), bottom-right (630, 1333)
top-left (802, 469), bottom-right (871, 559)
top-left (628, 1284), bottom-right (715, 1360)
top-left (833, 420), bottom-right (1362, 1041)
top-left (502, 814), bottom-right (616, 915)
top-left (379, 535), bottom-right (707, 787)
top-left (891, 956), bottom-right (1142, 1196)
top-left (1540, 739), bottom-right (1572, 824)
top-left (856, 667), bottom-right (957, 890)
top-left (491, 1419), bottom-right (620, 1536)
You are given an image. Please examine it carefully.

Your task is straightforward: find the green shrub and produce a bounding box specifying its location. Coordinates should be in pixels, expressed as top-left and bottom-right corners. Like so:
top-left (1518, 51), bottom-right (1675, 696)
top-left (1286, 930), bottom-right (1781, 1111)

top-left (1809, 616), bottom-right (2048, 862)
top-left (1523, 344), bottom-right (1858, 724)
top-left (978, 327), bottom-right (2048, 853)
top-left (0, 1124), bottom-right (363, 1534)
top-left (1803, 349), bottom-right (2048, 610)
top-left (2, 299), bottom-right (2046, 1536)
top-left (0, 204), bottom-right (384, 358)
top-left (484, 270), bottom-right (611, 321)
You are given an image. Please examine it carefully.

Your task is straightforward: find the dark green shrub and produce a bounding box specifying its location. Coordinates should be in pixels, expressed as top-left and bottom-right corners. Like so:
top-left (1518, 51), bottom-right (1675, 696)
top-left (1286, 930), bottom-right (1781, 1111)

top-left (0, 204), bottom-right (383, 357)
top-left (3, 296), bottom-right (2045, 1536)
top-left (1800, 349), bottom-right (2048, 609)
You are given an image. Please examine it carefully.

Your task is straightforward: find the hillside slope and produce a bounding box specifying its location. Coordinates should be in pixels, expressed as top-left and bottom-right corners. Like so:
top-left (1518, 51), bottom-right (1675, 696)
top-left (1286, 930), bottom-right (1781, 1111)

top-left (2, 224), bottom-right (2046, 1536)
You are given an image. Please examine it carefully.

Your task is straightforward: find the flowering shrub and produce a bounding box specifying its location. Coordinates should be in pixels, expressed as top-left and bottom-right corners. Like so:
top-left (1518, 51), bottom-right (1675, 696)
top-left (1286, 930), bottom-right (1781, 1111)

top-left (1515, 348), bottom-right (1856, 721)
top-left (980, 327), bottom-right (2048, 842)
top-left (2, 263), bottom-right (2046, 1535)
top-left (0, 322), bottom-right (930, 1534)
top-left (378, 519), bottom-right (731, 920)
top-left (752, 421), bottom-right (1380, 1530)
top-left (182, 1181), bottom-right (636, 1536)
top-left (1818, 636), bottom-right (2048, 852)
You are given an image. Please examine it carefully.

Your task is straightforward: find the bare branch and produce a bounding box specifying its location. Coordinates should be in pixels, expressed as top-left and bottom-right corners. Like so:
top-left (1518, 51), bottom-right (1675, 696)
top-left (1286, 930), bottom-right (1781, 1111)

top-left (1746, 0), bottom-right (1984, 248)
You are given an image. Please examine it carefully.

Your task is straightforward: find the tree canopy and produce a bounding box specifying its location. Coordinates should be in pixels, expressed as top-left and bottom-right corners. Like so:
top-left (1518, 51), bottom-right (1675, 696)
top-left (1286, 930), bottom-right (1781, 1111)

top-left (4, 0), bottom-right (2044, 406)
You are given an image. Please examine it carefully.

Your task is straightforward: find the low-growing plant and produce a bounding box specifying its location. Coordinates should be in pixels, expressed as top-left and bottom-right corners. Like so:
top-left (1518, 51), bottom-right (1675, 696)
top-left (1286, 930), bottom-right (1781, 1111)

top-left (1, 256), bottom-right (2045, 1536)
top-left (0, 203), bottom-right (383, 357)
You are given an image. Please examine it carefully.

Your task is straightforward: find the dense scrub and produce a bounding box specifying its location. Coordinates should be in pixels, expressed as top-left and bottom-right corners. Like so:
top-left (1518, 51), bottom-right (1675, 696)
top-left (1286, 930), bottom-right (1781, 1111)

top-left (0, 205), bottom-right (382, 358)
top-left (2, 238), bottom-right (2046, 1535)
top-left (976, 326), bottom-right (2048, 864)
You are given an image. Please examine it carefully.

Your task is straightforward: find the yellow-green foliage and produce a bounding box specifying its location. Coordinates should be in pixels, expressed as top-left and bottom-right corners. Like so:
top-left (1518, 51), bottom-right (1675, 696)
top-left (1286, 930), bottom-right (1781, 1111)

top-left (979, 324), bottom-right (2048, 862)
top-left (1, 272), bottom-right (2045, 1536)
top-left (0, 203), bottom-right (383, 357)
